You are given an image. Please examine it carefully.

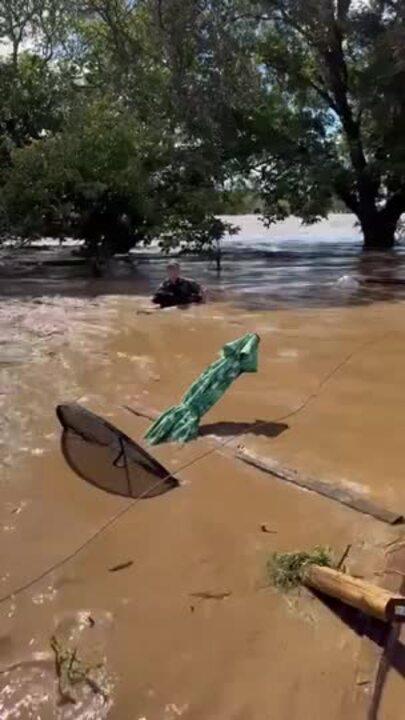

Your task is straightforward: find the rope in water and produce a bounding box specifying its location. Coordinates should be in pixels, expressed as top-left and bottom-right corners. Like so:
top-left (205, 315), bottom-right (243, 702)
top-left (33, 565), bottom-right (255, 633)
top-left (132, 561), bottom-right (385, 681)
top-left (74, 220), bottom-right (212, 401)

top-left (0, 332), bottom-right (388, 606)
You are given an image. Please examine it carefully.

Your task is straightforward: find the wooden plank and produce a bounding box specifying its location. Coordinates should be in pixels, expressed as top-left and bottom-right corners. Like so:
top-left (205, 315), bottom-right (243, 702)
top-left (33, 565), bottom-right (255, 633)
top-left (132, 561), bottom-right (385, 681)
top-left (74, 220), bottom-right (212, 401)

top-left (304, 565), bottom-right (405, 623)
top-left (236, 448), bottom-right (404, 526)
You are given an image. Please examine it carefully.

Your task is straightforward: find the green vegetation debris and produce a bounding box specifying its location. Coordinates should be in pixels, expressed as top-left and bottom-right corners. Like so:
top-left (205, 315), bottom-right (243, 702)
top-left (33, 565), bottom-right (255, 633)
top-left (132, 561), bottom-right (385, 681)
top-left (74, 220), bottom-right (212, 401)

top-left (51, 635), bottom-right (109, 705)
top-left (267, 546), bottom-right (333, 592)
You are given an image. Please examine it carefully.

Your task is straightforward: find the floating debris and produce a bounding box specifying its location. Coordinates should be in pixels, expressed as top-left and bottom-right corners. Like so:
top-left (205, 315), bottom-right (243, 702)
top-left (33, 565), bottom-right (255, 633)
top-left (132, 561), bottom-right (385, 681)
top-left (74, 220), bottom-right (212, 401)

top-left (260, 524), bottom-right (278, 534)
top-left (109, 561), bottom-right (134, 573)
top-left (267, 547), bottom-right (333, 591)
top-left (51, 635), bottom-right (109, 705)
top-left (190, 591), bottom-right (231, 601)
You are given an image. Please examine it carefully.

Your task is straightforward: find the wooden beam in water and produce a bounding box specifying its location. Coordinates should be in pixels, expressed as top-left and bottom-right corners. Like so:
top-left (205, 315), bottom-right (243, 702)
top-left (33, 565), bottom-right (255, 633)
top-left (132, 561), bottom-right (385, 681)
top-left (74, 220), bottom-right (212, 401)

top-left (304, 565), bottom-right (405, 623)
top-left (236, 448), bottom-right (404, 526)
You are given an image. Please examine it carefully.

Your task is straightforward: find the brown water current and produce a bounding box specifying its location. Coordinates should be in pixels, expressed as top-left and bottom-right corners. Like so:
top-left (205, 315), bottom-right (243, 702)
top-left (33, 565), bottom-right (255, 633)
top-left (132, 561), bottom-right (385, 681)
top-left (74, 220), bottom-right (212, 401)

top-left (2, 219), bottom-right (405, 718)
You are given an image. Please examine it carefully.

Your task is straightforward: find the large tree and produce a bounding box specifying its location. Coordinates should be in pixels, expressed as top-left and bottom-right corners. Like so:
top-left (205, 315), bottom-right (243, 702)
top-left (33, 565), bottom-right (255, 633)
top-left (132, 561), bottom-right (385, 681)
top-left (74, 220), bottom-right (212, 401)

top-left (2, 0), bottom-right (404, 252)
top-left (143, 0), bottom-right (405, 248)
top-left (0, 0), bottom-right (239, 254)
top-left (246, 0), bottom-right (405, 249)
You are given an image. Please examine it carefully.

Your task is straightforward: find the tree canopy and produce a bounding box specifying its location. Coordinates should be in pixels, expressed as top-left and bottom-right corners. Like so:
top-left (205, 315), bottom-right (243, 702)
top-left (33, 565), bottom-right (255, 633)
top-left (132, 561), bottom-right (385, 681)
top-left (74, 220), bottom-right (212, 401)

top-left (251, 0), bottom-right (405, 248)
top-left (0, 0), bottom-right (404, 252)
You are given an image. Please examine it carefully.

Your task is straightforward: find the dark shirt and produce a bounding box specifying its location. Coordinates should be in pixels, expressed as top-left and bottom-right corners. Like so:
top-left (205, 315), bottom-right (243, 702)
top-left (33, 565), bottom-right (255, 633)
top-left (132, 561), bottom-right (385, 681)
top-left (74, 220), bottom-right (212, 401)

top-left (152, 277), bottom-right (203, 308)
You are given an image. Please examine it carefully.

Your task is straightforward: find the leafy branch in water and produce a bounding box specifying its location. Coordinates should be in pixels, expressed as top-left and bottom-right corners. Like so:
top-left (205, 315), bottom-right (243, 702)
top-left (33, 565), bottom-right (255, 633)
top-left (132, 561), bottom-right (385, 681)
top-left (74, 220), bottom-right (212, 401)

top-left (267, 546), bottom-right (333, 592)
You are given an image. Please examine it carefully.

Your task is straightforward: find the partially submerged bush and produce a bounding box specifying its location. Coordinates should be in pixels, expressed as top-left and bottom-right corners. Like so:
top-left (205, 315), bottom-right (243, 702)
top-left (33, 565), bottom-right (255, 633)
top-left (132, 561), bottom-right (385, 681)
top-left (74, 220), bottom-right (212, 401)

top-left (267, 546), bottom-right (333, 592)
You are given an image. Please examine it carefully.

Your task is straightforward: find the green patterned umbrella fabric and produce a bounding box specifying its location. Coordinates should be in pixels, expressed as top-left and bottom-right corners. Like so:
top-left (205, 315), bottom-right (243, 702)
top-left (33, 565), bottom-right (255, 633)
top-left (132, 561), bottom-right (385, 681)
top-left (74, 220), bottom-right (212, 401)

top-left (145, 333), bottom-right (260, 445)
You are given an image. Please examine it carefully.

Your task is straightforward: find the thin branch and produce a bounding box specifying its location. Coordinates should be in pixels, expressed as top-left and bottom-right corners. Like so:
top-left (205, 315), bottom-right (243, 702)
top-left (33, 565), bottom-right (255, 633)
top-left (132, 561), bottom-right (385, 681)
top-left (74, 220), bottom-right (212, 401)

top-left (308, 78), bottom-right (339, 112)
top-left (156, 0), bottom-right (165, 30)
top-left (334, 184), bottom-right (359, 214)
top-left (226, 12), bottom-right (271, 23)
top-left (337, 0), bottom-right (352, 24)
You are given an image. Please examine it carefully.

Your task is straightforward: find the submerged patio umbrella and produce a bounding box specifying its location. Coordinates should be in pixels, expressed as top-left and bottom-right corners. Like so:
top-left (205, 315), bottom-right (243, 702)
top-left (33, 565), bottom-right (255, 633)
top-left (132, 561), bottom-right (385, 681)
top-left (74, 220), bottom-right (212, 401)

top-left (145, 332), bottom-right (260, 445)
top-left (56, 403), bottom-right (178, 498)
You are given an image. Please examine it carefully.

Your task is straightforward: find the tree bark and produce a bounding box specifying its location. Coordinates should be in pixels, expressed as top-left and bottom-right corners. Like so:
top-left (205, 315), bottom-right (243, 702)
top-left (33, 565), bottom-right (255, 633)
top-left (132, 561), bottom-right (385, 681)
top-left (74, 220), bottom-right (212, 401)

top-left (359, 196), bottom-right (404, 251)
top-left (304, 565), bottom-right (405, 623)
top-left (335, 183), bottom-right (403, 250)
top-left (360, 212), bottom-right (396, 251)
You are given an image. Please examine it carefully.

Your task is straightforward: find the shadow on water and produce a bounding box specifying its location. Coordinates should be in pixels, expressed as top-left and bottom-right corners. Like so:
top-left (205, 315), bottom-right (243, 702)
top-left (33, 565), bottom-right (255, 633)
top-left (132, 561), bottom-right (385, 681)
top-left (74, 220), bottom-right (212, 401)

top-left (315, 590), bottom-right (388, 647)
top-left (199, 420), bottom-right (289, 438)
top-left (2, 232), bottom-right (405, 310)
top-left (314, 590), bottom-right (405, 719)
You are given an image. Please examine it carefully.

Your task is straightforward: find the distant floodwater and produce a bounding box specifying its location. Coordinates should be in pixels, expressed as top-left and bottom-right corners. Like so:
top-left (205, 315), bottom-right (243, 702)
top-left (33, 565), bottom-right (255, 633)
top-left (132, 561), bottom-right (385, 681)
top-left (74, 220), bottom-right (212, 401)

top-left (1, 213), bottom-right (405, 309)
top-left (219, 213), bottom-right (362, 249)
top-left (2, 213), bottom-right (362, 251)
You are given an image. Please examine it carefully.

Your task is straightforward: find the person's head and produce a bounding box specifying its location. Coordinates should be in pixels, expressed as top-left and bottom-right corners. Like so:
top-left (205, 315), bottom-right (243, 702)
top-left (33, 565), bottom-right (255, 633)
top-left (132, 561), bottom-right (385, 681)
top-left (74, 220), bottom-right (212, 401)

top-left (167, 261), bottom-right (180, 282)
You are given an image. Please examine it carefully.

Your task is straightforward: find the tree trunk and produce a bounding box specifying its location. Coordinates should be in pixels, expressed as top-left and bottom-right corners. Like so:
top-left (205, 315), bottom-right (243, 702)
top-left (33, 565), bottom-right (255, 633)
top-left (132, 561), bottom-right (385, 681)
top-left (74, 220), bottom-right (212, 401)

top-left (335, 185), bottom-right (399, 251)
top-left (360, 211), bottom-right (397, 251)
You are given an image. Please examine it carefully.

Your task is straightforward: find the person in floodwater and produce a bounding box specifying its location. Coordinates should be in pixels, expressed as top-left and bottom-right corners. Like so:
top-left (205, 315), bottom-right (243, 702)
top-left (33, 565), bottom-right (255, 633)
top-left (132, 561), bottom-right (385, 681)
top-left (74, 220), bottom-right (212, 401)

top-left (152, 261), bottom-right (206, 308)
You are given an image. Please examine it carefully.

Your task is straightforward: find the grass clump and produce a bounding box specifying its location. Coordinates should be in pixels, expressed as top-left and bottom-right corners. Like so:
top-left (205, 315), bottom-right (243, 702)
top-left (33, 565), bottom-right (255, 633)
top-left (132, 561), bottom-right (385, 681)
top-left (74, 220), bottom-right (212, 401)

top-left (267, 546), bottom-right (333, 591)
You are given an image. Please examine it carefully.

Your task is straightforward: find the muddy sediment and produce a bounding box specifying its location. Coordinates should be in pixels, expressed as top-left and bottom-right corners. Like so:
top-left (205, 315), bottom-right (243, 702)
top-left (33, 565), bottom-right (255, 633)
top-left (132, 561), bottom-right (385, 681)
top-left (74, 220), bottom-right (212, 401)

top-left (1, 274), bottom-right (405, 717)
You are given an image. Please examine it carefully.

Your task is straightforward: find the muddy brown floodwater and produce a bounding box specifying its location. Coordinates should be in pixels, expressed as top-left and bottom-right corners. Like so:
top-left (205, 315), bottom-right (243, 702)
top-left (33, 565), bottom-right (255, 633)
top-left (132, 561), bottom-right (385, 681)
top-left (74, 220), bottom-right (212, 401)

top-left (1, 217), bottom-right (405, 719)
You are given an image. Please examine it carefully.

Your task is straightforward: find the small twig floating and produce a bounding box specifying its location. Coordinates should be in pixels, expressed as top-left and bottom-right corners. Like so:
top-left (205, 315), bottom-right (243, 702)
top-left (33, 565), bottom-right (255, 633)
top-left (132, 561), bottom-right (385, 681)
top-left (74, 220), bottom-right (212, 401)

top-left (123, 404), bottom-right (159, 421)
top-left (337, 543), bottom-right (352, 570)
top-left (260, 524), bottom-right (278, 534)
top-left (190, 591), bottom-right (231, 601)
top-left (108, 561), bottom-right (134, 573)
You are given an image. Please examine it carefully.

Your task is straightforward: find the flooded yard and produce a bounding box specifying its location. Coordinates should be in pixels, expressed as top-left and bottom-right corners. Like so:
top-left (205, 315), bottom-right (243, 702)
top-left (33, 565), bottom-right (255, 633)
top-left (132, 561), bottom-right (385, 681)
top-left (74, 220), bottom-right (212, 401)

top-left (1, 214), bottom-right (405, 718)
